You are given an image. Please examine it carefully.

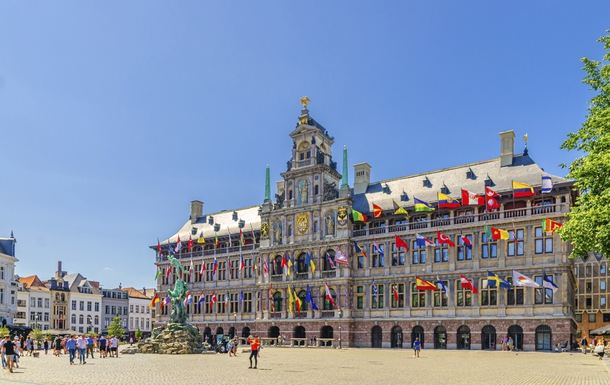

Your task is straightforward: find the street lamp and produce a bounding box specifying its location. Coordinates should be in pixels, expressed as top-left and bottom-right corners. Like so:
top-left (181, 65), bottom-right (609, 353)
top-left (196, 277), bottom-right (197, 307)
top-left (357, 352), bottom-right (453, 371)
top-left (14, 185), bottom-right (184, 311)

top-left (87, 315), bottom-right (92, 333)
top-left (233, 313), bottom-right (237, 338)
top-left (34, 313), bottom-right (39, 330)
top-left (338, 308), bottom-right (343, 349)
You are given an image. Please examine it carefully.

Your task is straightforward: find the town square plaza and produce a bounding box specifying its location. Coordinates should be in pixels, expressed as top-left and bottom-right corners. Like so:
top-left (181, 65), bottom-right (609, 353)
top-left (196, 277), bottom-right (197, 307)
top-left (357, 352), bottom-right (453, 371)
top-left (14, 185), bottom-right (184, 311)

top-left (0, 347), bottom-right (609, 385)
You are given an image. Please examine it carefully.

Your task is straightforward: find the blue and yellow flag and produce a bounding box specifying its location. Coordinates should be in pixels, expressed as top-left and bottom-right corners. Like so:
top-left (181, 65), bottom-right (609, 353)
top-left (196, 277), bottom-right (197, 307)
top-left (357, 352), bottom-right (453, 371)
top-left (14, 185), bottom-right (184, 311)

top-left (487, 271), bottom-right (511, 289)
top-left (414, 197), bottom-right (435, 212)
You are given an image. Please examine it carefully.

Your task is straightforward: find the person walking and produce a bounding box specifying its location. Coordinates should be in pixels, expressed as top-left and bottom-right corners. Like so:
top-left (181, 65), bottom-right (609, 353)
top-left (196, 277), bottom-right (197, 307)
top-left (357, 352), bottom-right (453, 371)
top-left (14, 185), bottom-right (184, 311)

top-left (77, 335), bottom-right (87, 364)
top-left (2, 336), bottom-right (16, 373)
top-left (247, 335), bottom-right (261, 369)
top-left (581, 337), bottom-right (588, 354)
top-left (594, 339), bottom-right (606, 360)
top-left (507, 336), bottom-right (514, 351)
top-left (98, 335), bottom-right (107, 358)
top-left (86, 335), bottom-right (94, 359)
top-left (66, 335), bottom-right (77, 365)
top-left (413, 337), bottom-right (421, 358)
top-left (13, 337), bottom-right (21, 368)
top-left (110, 335), bottom-right (119, 357)
top-left (43, 338), bottom-right (49, 355)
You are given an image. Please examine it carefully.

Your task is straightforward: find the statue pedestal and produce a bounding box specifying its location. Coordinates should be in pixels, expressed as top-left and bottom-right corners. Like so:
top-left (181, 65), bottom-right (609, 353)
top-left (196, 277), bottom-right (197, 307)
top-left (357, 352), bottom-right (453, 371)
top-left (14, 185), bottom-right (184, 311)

top-left (138, 322), bottom-right (204, 354)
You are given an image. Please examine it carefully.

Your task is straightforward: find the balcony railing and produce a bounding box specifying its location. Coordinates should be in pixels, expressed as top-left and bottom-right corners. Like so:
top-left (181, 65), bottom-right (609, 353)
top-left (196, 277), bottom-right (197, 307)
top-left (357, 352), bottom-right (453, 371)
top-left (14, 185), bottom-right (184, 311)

top-left (321, 311), bottom-right (335, 318)
top-left (157, 243), bottom-right (259, 261)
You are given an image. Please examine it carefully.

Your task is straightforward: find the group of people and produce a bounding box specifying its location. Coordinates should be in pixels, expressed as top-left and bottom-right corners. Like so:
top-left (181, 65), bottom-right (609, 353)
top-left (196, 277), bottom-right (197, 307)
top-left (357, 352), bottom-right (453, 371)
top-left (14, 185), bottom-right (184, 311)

top-left (501, 335), bottom-right (515, 351)
top-left (59, 334), bottom-right (120, 364)
top-left (580, 337), bottom-right (607, 359)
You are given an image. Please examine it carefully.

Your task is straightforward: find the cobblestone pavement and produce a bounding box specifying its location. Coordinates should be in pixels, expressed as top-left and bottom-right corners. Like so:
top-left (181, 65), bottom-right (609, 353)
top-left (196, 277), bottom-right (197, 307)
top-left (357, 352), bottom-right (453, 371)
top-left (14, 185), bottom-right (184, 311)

top-left (0, 347), bottom-right (609, 385)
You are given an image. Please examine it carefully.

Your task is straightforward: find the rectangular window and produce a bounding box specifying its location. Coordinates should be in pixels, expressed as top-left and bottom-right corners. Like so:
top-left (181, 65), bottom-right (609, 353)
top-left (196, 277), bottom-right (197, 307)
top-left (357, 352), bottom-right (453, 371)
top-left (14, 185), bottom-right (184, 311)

top-left (243, 292), bottom-right (253, 313)
top-left (602, 297), bottom-right (607, 307)
top-left (230, 260), bottom-right (238, 280)
top-left (602, 265), bottom-right (607, 275)
top-left (218, 262), bottom-right (227, 281)
top-left (603, 314), bottom-right (610, 322)
top-left (45, 299), bottom-right (50, 308)
top-left (390, 284), bottom-right (404, 308)
top-left (111, 306), bottom-right (116, 314)
top-left (216, 294), bottom-right (226, 313)
top-left (457, 234), bottom-right (473, 261)
top-left (480, 280), bottom-right (497, 306)
top-left (534, 227), bottom-right (553, 254)
top-left (433, 282), bottom-right (448, 307)
top-left (506, 277), bottom-right (524, 305)
top-left (588, 313), bottom-right (596, 323)
top-left (37, 298), bottom-right (43, 307)
top-left (95, 302), bottom-right (99, 312)
top-left (244, 258), bottom-right (253, 278)
top-left (602, 282), bottom-right (607, 291)
top-left (105, 305), bottom-right (110, 314)
top-left (130, 305), bottom-right (134, 312)
top-left (411, 283), bottom-right (426, 308)
top-left (118, 306), bottom-right (122, 315)
top-left (72, 300), bottom-right (77, 310)
top-left (412, 241), bottom-right (426, 265)
top-left (433, 238), bottom-right (449, 263)
top-left (229, 292), bottom-right (239, 313)
top-left (535, 275), bottom-right (554, 304)
top-left (507, 229), bottom-right (525, 256)
top-left (391, 243), bottom-right (404, 266)
top-left (135, 305), bottom-right (139, 313)
top-left (356, 286), bottom-right (364, 309)
top-left (576, 313), bottom-right (582, 322)
top-left (372, 244), bottom-right (385, 268)
top-left (79, 301), bottom-right (84, 311)
top-left (372, 284), bottom-right (384, 309)
top-left (481, 232), bottom-right (498, 259)
top-left (87, 302), bottom-right (92, 311)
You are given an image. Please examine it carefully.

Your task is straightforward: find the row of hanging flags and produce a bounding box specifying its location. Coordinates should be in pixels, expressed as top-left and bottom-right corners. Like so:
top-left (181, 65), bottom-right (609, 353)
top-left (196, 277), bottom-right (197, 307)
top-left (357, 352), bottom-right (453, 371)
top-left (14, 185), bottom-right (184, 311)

top-left (351, 177), bottom-right (555, 223)
top-left (158, 225), bottom-right (256, 256)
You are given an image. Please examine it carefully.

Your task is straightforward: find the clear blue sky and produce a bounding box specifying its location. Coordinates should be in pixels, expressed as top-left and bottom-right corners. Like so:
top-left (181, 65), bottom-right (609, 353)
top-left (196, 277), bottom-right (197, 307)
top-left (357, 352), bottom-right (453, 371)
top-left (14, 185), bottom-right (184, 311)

top-left (1, 2), bottom-right (608, 289)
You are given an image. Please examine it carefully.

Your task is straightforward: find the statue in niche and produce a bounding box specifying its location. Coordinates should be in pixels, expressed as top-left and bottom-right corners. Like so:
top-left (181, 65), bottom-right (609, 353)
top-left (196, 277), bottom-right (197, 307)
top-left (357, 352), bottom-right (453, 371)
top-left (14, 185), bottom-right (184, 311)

top-left (323, 180), bottom-right (339, 201)
top-left (275, 192), bottom-right (284, 210)
top-left (272, 220), bottom-right (283, 245)
top-left (298, 179), bottom-right (309, 205)
top-left (317, 150), bottom-right (325, 164)
top-left (325, 212), bottom-right (335, 237)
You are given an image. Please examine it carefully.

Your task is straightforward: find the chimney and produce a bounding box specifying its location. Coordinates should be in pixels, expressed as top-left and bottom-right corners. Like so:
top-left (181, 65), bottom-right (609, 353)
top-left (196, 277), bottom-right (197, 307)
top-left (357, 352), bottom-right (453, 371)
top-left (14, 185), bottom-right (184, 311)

top-left (190, 200), bottom-right (203, 224)
top-left (353, 162), bottom-right (371, 195)
top-left (499, 130), bottom-right (515, 167)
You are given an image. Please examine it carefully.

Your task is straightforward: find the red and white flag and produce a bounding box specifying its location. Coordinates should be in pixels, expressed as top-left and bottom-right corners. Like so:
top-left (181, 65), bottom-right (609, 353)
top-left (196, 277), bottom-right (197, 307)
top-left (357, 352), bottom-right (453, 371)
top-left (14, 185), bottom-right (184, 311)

top-left (437, 231), bottom-right (455, 247)
top-left (461, 189), bottom-right (484, 206)
top-left (263, 259), bottom-right (269, 277)
top-left (187, 235), bottom-right (193, 252)
top-left (325, 282), bottom-right (338, 309)
top-left (210, 291), bottom-right (217, 307)
top-left (239, 255), bottom-right (245, 271)
top-left (199, 261), bottom-right (206, 276)
top-left (460, 274), bottom-right (479, 294)
top-left (175, 236), bottom-right (182, 253)
top-left (334, 249), bottom-right (349, 265)
top-left (393, 285), bottom-right (399, 303)
top-left (485, 187), bottom-right (501, 210)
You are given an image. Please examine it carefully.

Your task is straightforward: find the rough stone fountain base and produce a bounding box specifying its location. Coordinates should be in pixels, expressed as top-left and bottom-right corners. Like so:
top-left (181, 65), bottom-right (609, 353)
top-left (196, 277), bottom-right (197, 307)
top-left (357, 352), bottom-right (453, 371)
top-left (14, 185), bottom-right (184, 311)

top-left (138, 323), bottom-right (205, 354)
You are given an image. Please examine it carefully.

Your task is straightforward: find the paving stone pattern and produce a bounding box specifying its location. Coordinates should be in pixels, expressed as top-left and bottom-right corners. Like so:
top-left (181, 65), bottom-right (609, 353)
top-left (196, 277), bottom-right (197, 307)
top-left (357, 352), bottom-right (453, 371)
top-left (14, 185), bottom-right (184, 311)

top-left (1, 347), bottom-right (609, 385)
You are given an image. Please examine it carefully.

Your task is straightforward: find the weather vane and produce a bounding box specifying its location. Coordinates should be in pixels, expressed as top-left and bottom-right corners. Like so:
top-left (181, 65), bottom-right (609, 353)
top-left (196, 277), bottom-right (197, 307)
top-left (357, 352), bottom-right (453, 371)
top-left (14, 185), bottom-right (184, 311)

top-left (300, 96), bottom-right (310, 109)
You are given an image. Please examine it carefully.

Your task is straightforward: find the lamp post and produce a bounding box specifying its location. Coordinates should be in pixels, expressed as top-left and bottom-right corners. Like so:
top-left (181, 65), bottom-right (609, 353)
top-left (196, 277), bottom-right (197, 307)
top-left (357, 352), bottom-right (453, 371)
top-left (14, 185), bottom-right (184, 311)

top-left (338, 308), bottom-right (343, 349)
top-left (34, 313), bottom-right (39, 330)
top-left (233, 312), bottom-right (237, 338)
top-left (87, 315), bottom-right (92, 333)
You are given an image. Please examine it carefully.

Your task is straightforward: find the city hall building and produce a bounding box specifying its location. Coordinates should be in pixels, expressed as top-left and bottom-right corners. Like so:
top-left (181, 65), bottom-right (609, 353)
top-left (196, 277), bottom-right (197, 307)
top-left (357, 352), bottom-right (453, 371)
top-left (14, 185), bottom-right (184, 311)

top-left (154, 102), bottom-right (576, 351)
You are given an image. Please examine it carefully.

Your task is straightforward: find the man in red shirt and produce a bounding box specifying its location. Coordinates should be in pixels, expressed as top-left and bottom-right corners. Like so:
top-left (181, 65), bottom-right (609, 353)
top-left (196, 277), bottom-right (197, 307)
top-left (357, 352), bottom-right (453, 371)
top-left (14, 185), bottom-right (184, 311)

top-left (247, 335), bottom-right (261, 369)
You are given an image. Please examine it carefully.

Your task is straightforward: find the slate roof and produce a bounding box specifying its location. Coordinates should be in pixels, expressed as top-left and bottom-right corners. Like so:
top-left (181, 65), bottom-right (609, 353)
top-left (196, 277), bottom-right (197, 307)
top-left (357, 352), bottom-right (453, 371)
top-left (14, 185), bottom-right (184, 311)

top-left (352, 154), bottom-right (571, 213)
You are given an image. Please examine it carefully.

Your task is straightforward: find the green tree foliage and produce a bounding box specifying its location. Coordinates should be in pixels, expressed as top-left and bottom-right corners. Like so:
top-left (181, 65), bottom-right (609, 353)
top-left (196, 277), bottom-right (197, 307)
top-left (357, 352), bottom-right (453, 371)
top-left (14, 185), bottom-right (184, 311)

top-left (135, 327), bottom-right (142, 340)
top-left (107, 316), bottom-right (125, 339)
top-left (561, 30), bottom-right (610, 258)
top-left (0, 326), bottom-right (9, 338)
top-left (30, 328), bottom-right (44, 342)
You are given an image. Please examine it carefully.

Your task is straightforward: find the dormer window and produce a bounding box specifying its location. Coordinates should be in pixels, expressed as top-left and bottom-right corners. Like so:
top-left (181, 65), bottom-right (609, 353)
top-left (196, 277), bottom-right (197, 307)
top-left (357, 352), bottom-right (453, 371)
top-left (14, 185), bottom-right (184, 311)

top-left (400, 191), bottom-right (409, 202)
top-left (208, 216), bottom-right (214, 225)
top-left (232, 211), bottom-right (238, 221)
top-left (440, 185), bottom-right (450, 194)
top-left (423, 177), bottom-right (432, 188)
top-left (466, 168), bottom-right (476, 180)
top-left (484, 176), bottom-right (495, 187)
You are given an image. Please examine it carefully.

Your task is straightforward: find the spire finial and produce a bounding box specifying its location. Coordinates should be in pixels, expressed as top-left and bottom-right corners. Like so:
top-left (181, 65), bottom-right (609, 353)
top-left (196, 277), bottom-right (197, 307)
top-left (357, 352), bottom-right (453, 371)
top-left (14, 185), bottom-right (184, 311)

top-left (300, 96), bottom-right (310, 109)
top-left (264, 165), bottom-right (271, 202)
top-left (341, 145), bottom-right (348, 189)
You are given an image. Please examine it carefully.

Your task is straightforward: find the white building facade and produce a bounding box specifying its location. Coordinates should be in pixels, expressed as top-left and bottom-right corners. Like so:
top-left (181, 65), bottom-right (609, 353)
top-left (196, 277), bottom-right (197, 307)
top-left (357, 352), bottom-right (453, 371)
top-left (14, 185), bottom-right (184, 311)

top-left (0, 236), bottom-right (18, 326)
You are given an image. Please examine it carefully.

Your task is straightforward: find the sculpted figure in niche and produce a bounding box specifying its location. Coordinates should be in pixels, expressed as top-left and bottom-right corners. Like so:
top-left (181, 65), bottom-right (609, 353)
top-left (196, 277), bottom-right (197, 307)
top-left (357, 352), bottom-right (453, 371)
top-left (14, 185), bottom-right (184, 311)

top-left (298, 179), bottom-right (309, 205)
top-left (325, 212), bottom-right (335, 237)
top-left (272, 220), bottom-right (283, 245)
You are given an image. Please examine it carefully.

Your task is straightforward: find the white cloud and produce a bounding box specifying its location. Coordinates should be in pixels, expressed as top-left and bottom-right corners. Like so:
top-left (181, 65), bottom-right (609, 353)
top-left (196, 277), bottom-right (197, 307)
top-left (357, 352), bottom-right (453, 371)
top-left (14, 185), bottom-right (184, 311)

top-left (103, 267), bottom-right (113, 271)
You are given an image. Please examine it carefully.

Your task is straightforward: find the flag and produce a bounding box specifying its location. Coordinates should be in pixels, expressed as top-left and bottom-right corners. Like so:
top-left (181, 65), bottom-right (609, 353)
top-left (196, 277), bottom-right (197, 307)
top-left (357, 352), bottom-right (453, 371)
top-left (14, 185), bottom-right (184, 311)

top-left (373, 238), bottom-right (384, 258)
top-left (512, 270), bottom-right (539, 288)
top-left (305, 284), bottom-right (319, 310)
top-left (392, 284), bottom-right (399, 303)
top-left (157, 238), bottom-right (161, 255)
top-left (187, 235), bottom-right (193, 251)
top-left (250, 224), bottom-right (257, 244)
top-left (542, 271), bottom-right (559, 294)
top-left (416, 233), bottom-right (434, 247)
top-left (354, 241), bottom-right (367, 258)
top-left (325, 282), bottom-right (338, 309)
top-left (225, 292), bottom-right (229, 308)
top-left (163, 294), bottom-right (171, 307)
top-left (287, 285), bottom-right (294, 314)
top-left (437, 231), bottom-right (455, 247)
top-left (460, 234), bottom-right (472, 249)
top-left (335, 249), bottom-right (348, 265)
top-left (239, 254), bottom-right (245, 271)
top-left (416, 276), bottom-right (438, 291)
top-left (395, 234), bottom-right (409, 251)
top-left (372, 279), bottom-right (379, 303)
top-left (510, 228), bottom-right (520, 244)
top-left (287, 253), bottom-right (293, 276)
top-left (484, 187), bottom-right (501, 210)
top-left (239, 229), bottom-right (245, 245)
top-left (485, 225), bottom-right (509, 240)
top-left (155, 264), bottom-right (162, 280)
top-left (291, 253), bottom-right (298, 273)
top-left (541, 175), bottom-right (553, 194)
top-left (263, 259), bottom-right (269, 277)
top-left (437, 192), bottom-right (460, 209)
top-left (372, 203), bottom-right (383, 218)
top-left (487, 271), bottom-right (511, 289)
top-left (461, 189), bottom-right (484, 206)
top-left (165, 266), bottom-right (172, 280)
top-left (197, 231), bottom-right (205, 244)
top-left (351, 208), bottom-right (368, 223)
top-left (239, 290), bottom-right (244, 310)
top-left (183, 291), bottom-right (192, 306)
top-left (212, 257), bottom-right (218, 275)
top-left (210, 291), bottom-right (217, 308)
top-left (305, 252), bottom-right (316, 274)
top-left (215, 234), bottom-right (219, 248)
top-left (294, 289), bottom-right (302, 316)
top-left (148, 294), bottom-right (160, 308)
top-left (189, 259), bottom-right (194, 275)
top-left (269, 284), bottom-right (275, 312)
top-left (542, 218), bottom-right (562, 233)
top-left (460, 274), bottom-right (478, 294)
top-left (228, 228), bottom-right (232, 246)
top-left (414, 197), bottom-right (435, 212)
top-left (326, 252), bottom-right (336, 269)
top-left (437, 277), bottom-right (449, 296)
top-left (175, 236), bottom-right (182, 253)
top-left (168, 241), bottom-right (175, 255)
top-left (281, 254), bottom-right (288, 275)
top-left (199, 261), bottom-right (206, 276)
top-left (392, 200), bottom-right (409, 216)
top-left (227, 256), bottom-right (231, 279)
top-left (512, 181), bottom-right (535, 198)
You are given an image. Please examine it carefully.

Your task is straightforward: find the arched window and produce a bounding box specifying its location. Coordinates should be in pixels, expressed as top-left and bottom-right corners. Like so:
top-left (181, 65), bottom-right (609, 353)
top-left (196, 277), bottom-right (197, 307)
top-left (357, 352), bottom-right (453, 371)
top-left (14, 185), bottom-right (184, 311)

top-left (241, 327), bottom-right (250, 339)
top-left (391, 326), bottom-right (403, 348)
top-left (323, 249), bottom-right (336, 271)
top-left (94, 316), bottom-right (99, 325)
top-left (371, 326), bottom-right (382, 348)
top-left (321, 325), bottom-right (334, 339)
top-left (412, 326), bottom-right (424, 349)
top-left (481, 325), bottom-right (496, 350)
top-left (323, 288), bottom-right (337, 310)
top-left (457, 325), bottom-right (470, 350)
top-left (434, 326), bottom-right (447, 349)
top-left (216, 327), bottom-right (224, 335)
top-left (297, 253), bottom-right (308, 273)
top-left (508, 325), bottom-right (523, 351)
top-left (71, 314), bottom-right (76, 324)
top-left (294, 326), bottom-right (306, 342)
top-left (535, 325), bottom-right (552, 351)
top-left (228, 327), bottom-right (236, 338)
top-left (269, 326), bottom-right (280, 339)
top-left (79, 315), bottom-right (84, 325)
top-left (273, 291), bottom-right (283, 312)
top-left (273, 255), bottom-right (283, 275)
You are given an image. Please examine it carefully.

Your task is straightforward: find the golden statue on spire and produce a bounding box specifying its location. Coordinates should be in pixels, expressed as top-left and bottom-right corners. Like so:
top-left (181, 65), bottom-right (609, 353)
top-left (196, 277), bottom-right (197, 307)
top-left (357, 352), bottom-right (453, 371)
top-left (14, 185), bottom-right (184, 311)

top-left (300, 96), bottom-right (310, 109)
